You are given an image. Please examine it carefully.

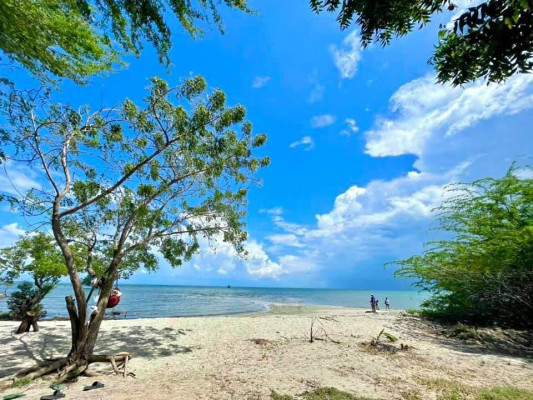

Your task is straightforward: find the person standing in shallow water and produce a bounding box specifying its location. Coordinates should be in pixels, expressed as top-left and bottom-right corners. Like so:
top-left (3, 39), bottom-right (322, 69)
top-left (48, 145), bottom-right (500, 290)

top-left (385, 297), bottom-right (390, 311)
top-left (370, 294), bottom-right (376, 312)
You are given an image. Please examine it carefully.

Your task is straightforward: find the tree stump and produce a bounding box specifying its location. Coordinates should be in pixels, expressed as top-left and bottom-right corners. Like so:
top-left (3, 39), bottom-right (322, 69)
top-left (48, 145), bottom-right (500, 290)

top-left (16, 311), bottom-right (39, 334)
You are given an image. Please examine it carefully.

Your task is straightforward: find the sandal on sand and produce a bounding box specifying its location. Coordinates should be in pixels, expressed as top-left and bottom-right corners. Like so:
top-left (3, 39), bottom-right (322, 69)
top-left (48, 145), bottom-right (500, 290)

top-left (40, 390), bottom-right (65, 400)
top-left (3, 394), bottom-right (26, 400)
top-left (83, 382), bottom-right (105, 391)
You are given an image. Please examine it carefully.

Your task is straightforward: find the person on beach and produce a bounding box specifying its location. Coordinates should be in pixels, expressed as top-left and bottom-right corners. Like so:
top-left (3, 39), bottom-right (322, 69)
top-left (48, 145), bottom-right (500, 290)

top-left (375, 299), bottom-right (380, 310)
top-left (385, 297), bottom-right (390, 311)
top-left (370, 295), bottom-right (376, 312)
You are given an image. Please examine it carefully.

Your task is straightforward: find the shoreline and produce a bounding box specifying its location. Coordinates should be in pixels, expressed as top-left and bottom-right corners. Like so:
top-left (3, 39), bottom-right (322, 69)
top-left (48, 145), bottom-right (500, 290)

top-left (35, 303), bottom-right (377, 321)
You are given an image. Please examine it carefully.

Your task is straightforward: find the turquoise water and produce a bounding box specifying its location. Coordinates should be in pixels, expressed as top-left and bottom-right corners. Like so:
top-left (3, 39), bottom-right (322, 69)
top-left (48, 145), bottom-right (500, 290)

top-left (0, 284), bottom-right (427, 319)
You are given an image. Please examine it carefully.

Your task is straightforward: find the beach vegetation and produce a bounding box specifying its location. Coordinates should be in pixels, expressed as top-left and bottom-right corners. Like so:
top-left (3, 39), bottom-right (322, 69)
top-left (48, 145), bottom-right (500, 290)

top-left (0, 75), bottom-right (269, 381)
top-left (0, 233), bottom-right (67, 333)
top-left (8, 377), bottom-right (33, 389)
top-left (444, 323), bottom-right (483, 342)
top-left (0, 0), bottom-right (251, 84)
top-left (393, 164), bottom-right (533, 328)
top-left (271, 390), bottom-right (294, 400)
top-left (477, 386), bottom-right (533, 400)
top-left (271, 387), bottom-right (375, 400)
top-left (416, 377), bottom-right (533, 400)
top-left (310, 1), bottom-right (533, 86)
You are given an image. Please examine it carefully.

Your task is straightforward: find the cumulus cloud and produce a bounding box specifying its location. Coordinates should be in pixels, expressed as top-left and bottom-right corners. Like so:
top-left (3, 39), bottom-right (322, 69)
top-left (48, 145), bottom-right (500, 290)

top-left (330, 30), bottom-right (362, 79)
top-left (0, 222), bottom-right (26, 246)
top-left (244, 240), bottom-right (285, 279)
top-left (252, 76), bottom-right (271, 88)
top-left (254, 73), bottom-right (533, 287)
top-left (365, 74), bottom-right (533, 157)
top-left (185, 235), bottom-right (285, 280)
top-left (341, 118), bottom-right (359, 136)
top-left (311, 114), bottom-right (336, 128)
top-left (289, 136), bottom-right (315, 151)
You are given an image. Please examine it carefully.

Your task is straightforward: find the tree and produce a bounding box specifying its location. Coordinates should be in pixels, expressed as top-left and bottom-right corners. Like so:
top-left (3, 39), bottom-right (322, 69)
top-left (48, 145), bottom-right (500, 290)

top-left (0, 233), bottom-right (68, 333)
top-left (0, 0), bottom-right (251, 83)
top-left (393, 164), bottom-right (533, 328)
top-left (0, 75), bottom-right (269, 381)
top-left (310, 0), bottom-right (533, 85)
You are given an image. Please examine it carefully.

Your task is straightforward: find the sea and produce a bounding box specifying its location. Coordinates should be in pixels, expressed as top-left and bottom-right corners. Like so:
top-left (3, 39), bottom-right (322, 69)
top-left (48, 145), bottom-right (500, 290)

top-left (0, 284), bottom-right (428, 319)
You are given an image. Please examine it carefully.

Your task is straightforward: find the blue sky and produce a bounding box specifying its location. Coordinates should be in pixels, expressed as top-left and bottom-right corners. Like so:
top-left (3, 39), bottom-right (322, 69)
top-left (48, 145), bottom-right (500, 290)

top-left (1, 1), bottom-right (533, 289)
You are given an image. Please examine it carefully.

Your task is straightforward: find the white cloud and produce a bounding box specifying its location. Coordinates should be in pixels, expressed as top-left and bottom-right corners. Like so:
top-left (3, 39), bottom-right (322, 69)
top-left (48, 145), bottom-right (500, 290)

top-left (341, 118), bottom-right (359, 136)
top-left (311, 114), bottom-right (336, 128)
top-left (266, 234), bottom-right (305, 248)
top-left (289, 136), bottom-right (315, 151)
top-left (330, 30), bottom-right (362, 79)
top-left (244, 240), bottom-right (285, 279)
top-left (0, 162), bottom-right (42, 196)
top-left (365, 74), bottom-right (533, 157)
top-left (254, 72), bottom-right (533, 287)
top-left (308, 69), bottom-right (325, 103)
top-left (259, 207), bottom-right (284, 216)
top-left (0, 222), bottom-right (25, 237)
top-left (252, 76), bottom-right (271, 88)
top-left (0, 222), bottom-right (26, 246)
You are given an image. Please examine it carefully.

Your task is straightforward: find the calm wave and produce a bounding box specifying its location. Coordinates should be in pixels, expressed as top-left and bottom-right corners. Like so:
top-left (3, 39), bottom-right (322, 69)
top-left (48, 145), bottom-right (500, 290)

top-left (0, 284), bottom-right (427, 319)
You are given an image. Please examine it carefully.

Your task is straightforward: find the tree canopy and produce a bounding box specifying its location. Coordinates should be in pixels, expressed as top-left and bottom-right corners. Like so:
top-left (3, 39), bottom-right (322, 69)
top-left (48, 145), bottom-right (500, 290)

top-left (310, 0), bottom-right (533, 85)
top-left (0, 75), bottom-right (269, 380)
top-left (0, 0), bottom-right (250, 83)
top-left (393, 164), bottom-right (533, 327)
top-left (0, 233), bottom-right (67, 326)
top-left (0, 232), bottom-right (67, 287)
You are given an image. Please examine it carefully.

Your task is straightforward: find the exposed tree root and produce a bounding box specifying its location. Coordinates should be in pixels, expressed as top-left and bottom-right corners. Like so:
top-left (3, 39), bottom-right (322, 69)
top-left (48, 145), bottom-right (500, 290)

top-left (8, 352), bottom-right (133, 384)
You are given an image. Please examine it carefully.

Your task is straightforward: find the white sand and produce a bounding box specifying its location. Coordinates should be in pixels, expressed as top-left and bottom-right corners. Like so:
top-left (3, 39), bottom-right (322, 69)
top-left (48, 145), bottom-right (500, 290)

top-left (0, 306), bottom-right (531, 399)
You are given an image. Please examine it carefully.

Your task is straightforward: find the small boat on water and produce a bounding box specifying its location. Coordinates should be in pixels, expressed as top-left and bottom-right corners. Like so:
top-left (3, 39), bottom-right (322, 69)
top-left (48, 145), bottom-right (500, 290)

top-left (227, 285), bottom-right (231, 288)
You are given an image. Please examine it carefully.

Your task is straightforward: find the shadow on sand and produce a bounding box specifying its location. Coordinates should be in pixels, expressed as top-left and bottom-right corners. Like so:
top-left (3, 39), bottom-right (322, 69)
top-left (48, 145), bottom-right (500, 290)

top-left (0, 325), bottom-right (194, 378)
top-left (398, 315), bottom-right (533, 360)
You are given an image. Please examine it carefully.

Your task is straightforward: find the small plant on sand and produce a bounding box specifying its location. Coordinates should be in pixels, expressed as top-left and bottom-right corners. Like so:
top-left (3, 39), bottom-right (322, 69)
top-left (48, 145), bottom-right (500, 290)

top-left (271, 390), bottom-right (294, 400)
top-left (373, 329), bottom-right (398, 344)
top-left (9, 377), bottom-right (32, 388)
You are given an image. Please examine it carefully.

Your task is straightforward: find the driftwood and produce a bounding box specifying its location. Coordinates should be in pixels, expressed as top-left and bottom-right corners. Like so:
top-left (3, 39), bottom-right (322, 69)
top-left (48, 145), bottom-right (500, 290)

top-left (309, 317), bottom-right (341, 344)
top-left (10, 352), bottom-right (134, 384)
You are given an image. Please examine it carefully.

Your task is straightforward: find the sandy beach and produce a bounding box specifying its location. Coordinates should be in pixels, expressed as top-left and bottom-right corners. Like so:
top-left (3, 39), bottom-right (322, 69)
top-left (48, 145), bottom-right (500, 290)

top-left (0, 306), bottom-right (532, 399)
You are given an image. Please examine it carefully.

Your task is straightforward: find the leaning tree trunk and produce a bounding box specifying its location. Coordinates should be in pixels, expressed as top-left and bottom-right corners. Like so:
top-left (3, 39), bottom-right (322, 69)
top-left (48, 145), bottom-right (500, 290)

top-left (9, 254), bottom-right (134, 382)
top-left (60, 265), bottom-right (119, 381)
top-left (16, 311), bottom-right (39, 334)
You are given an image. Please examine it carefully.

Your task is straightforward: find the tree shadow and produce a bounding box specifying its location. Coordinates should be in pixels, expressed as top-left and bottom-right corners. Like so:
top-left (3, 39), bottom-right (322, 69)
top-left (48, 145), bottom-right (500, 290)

top-left (95, 325), bottom-right (195, 358)
top-left (397, 315), bottom-right (533, 360)
top-left (0, 325), bottom-right (195, 378)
